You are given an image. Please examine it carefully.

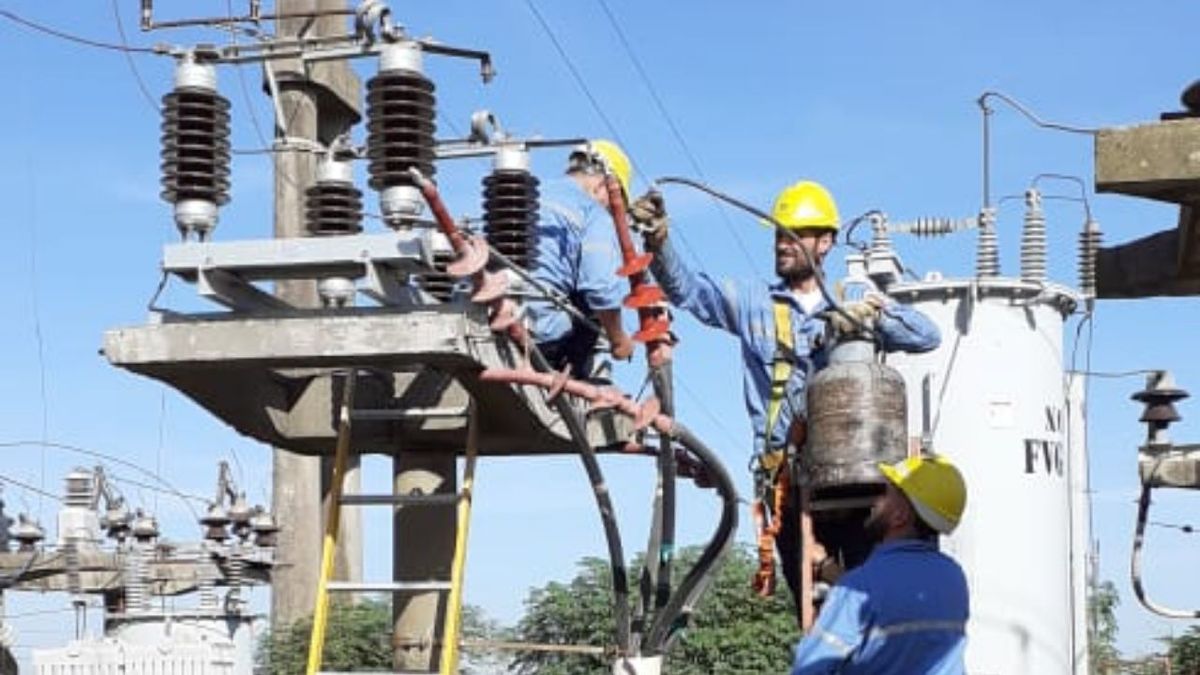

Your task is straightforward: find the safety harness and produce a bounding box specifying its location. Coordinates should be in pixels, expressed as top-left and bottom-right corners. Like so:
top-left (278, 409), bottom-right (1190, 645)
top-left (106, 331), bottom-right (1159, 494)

top-left (751, 299), bottom-right (797, 597)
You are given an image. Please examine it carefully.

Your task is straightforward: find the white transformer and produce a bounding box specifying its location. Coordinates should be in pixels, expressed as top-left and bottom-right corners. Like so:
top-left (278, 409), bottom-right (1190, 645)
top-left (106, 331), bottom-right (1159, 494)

top-left (885, 276), bottom-right (1090, 675)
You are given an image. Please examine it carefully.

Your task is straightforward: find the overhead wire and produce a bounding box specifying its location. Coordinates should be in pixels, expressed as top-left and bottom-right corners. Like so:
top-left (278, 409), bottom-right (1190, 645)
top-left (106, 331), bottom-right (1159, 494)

top-left (519, 0), bottom-right (704, 269)
top-left (592, 0), bottom-right (763, 282)
top-left (0, 9), bottom-right (159, 54)
top-left (0, 441), bottom-right (201, 520)
top-left (110, 0), bottom-right (160, 113)
top-left (21, 155), bottom-right (49, 522)
top-left (0, 473), bottom-right (61, 504)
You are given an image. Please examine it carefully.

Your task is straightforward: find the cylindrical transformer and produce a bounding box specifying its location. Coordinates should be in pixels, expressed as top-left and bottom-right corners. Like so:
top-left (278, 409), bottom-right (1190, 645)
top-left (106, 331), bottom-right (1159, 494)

top-left (483, 147), bottom-right (540, 269)
top-left (160, 56), bottom-right (231, 240)
top-left (886, 277), bottom-right (1084, 674)
top-left (306, 155), bottom-right (363, 236)
top-left (804, 339), bottom-right (908, 491)
top-left (366, 41), bottom-right (436, 226)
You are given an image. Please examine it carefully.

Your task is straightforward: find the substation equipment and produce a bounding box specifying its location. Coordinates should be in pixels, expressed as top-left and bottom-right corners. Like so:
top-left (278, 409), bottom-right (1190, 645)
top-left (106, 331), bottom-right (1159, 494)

top-left (0, 465), bottom-right (278, 674)
top-left (102, 3), bottom-right (734, 674)
top-left (838, 194), bottom-right (1098, 675)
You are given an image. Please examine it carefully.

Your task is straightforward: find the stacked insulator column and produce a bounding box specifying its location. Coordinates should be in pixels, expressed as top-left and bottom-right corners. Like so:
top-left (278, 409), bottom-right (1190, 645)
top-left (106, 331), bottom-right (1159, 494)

top-left (1079, 218), bottom-right (1102, 309)
top-left (1020, 188), bottom-right (1047, 283)
top-left (483, 147), bottom-right (540, 269)
top-left (366, 41), bottom-right (436, 226)
top-left (306, 155), bottom-right (363, 236)
top-left (160, 56), bottom-right (231, 240)
top-left (975, 207), bottom-right (1000, 278)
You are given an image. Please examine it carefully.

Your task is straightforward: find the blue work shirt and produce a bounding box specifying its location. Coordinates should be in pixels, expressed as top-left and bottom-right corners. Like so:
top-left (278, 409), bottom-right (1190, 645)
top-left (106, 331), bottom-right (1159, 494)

top-left (791, 539), bottom-right (969, 675)
top-left (526, 199), bottom-right (625, 344)
top-left (650, 239), bottom-right (941, 454)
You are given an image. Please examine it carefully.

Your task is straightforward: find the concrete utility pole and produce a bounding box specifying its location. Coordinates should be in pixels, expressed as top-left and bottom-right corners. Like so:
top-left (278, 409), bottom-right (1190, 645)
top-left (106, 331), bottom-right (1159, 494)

top-left (270, 0), bottom-right (362, 630)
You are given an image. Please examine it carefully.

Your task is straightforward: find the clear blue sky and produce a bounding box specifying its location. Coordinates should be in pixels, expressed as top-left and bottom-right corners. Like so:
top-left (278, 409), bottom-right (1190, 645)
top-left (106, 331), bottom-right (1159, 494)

top-left (1, 0), bottom-right (1199, 666)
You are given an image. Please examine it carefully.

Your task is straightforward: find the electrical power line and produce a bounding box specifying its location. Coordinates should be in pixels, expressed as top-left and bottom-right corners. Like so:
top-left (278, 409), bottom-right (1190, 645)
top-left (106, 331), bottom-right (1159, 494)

top-left (519, 0), bottom-right (704, 268)
top-left (0, 9), bottom-right (158, 54)
top-left (21, 155), bottom-right (49, 522)
top-left (0, 473), bottom-right (61, 504)
top-left (110, 0), bottom-right (160, 114)
top-left (0, 441), bottom-right (200, 519)
top-left (592, 0), bottom-right (763, 281)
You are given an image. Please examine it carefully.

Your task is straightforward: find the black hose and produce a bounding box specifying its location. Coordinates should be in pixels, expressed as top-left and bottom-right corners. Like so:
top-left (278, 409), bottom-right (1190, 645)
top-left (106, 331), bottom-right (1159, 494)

top-left (528, 347), bottom-right (632, 652)
top-left (643, 421), bottom-right (738, 653)
top-left (653, 176), bottom-right (872, 336)
top-left (652, 363), bottom-right (677, 611)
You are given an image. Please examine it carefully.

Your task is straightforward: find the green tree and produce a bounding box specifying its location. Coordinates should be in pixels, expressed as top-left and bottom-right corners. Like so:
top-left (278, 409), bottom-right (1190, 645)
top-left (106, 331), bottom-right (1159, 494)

top-left (1089, 580), bottom-right (1121, 673)
top-left (512, 544), bottom-right (797, 675)
top-left (258, 599), bottom-right (393, 674)
top-left (1163, 626), bottom-right (1200, 675)
top-left (258, 600), bottom-right (507, 674)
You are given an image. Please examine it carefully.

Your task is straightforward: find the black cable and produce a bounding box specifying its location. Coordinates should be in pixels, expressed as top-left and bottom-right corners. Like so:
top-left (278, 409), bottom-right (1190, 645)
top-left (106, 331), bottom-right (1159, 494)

top-left (654, 176), bottom-right (872, 335)
top-left (0, 9), bottom-right (158, 53)
top-left (592, 0), bottom-right (762, 281)
top-left (527, 346), bottom-right (632, 653)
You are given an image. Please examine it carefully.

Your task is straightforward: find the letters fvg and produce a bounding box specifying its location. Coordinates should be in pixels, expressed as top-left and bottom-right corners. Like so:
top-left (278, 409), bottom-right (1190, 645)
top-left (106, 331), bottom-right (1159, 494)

top-left (1025, 405), bottom-right (1065, 476)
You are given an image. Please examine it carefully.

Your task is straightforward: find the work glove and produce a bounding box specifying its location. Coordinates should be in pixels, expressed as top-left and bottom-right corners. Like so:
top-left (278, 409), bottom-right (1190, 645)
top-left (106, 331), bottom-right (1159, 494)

top-left (826, 292), bottom-right (887, 335)
top-left (630, 191), bottom-right (669, 248)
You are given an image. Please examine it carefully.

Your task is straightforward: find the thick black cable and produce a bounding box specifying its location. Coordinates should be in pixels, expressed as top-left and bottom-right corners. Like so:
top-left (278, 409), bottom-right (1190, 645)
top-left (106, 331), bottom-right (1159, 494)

top-left (0, 9), bottom-right (158, 53)
top-left (643, 422), bottom-right (737, 653)
top-left (527, 347), bottom-right (631, 653)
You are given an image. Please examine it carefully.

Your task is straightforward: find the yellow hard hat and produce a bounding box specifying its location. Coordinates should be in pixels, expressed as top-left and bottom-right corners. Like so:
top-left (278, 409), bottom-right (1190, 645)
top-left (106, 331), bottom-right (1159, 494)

top-left (878, 455), bottom-right (967, 535)
top-left (567, 139), bottom-right (632, 198)
top-left (770, 180), bottom-right (840, 230)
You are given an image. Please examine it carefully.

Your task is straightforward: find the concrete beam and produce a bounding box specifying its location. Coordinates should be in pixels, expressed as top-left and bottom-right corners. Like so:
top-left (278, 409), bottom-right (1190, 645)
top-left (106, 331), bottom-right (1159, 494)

top-left (103, 310), bottom-right (635, 456)
top-left (0, 551), bottom-right (271, 595)
top-left (1095, 118), bottom-right (1200, 202)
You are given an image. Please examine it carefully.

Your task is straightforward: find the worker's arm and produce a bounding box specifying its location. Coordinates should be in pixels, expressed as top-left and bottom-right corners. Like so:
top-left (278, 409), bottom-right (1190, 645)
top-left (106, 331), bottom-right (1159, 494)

top-left (791, 583), bottom-right (869, 674)
top-left (646, 236), bottom-right (743, 335)
top-left (595, 308), bottom-right (634, 360)
top-left (842, 280), bottom-right (941, 353)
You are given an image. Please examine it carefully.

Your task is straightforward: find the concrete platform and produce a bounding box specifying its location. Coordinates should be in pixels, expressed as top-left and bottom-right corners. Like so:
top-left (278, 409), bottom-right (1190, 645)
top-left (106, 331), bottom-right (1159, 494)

top-left (103, 303), bottom-right (633, 456)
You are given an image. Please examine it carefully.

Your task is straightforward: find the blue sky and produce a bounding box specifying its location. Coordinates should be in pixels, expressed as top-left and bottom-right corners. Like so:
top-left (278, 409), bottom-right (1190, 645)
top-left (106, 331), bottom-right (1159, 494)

top-left (1, 0), bottom-right (1199, 666)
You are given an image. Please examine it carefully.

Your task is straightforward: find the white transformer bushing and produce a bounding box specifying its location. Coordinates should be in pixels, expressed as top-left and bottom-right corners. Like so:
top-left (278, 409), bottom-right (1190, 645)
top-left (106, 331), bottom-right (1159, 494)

top-left (885, 277), bottom-right (1087, 675)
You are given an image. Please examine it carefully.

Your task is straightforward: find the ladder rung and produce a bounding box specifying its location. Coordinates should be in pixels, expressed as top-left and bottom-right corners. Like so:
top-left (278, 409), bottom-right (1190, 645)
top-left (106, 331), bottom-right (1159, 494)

top-left (326, 580), bottom-right (451, 593)
top-left (340, 493), bottom-right (461, 506)
top-left (351, 406), bottom-right (469, 421)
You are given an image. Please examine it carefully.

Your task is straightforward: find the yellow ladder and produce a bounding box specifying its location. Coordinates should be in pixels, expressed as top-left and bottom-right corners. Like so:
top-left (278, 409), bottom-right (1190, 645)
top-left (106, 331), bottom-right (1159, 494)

top-left (306, 370), bottom-right (479, 675)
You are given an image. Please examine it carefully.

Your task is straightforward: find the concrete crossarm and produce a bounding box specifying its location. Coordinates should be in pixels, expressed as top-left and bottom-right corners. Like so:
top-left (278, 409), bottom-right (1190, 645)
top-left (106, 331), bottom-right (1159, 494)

top-left (102, 305), bottom-right (634, 456)
top-left (0, 550), bottom-right (271, 595)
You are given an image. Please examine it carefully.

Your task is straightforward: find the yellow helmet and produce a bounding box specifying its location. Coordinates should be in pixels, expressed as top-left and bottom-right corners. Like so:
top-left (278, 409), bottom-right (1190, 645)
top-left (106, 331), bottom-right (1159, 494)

top-left (567, 139), bottom-right (632, 198)
top-left (878, 455), bottom-right (967, 535)
top-left (770, 180), bottom-right (840, 230)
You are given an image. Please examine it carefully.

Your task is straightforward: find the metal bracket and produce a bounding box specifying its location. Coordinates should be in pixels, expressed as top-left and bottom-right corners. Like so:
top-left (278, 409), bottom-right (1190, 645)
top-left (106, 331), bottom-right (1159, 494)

top-left (197, 268), bottom-right (293, 312)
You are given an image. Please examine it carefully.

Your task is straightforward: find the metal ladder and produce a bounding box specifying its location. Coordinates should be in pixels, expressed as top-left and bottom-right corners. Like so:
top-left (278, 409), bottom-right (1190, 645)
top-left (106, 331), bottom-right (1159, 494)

top-left (307, 370), bottom-right (479, 675)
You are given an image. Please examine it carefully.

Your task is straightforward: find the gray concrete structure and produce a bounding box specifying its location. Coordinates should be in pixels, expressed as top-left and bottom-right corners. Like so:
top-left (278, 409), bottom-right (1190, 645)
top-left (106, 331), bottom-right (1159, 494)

top-left (1094, 114), bottom-right (1200, 297)
top-left (269, 0), bottom-right (364, 630)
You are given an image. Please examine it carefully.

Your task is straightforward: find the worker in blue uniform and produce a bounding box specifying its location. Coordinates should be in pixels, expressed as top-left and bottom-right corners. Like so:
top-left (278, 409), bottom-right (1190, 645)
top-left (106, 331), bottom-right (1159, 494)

top-left (527, 140), bottom-right (635, 377)
top-left (791, 454), bottom-right (969, 674)
top-left (631, 180), bottom-right (941, 612)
